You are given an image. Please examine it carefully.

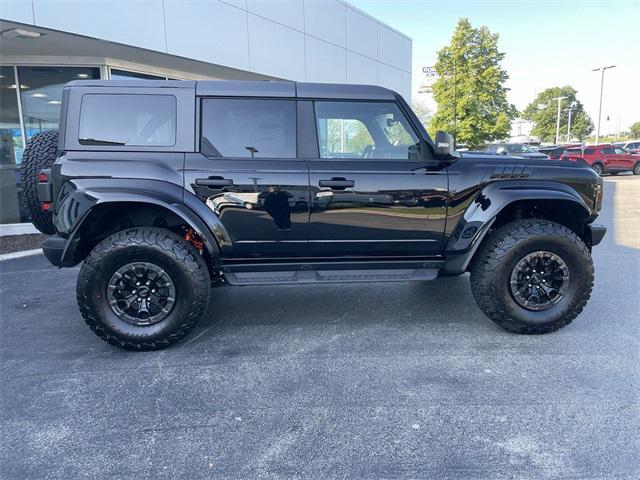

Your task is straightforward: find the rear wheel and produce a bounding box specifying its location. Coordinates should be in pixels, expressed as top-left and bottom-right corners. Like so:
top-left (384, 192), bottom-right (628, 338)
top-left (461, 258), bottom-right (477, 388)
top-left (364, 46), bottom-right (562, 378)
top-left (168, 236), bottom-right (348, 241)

top-left (77, 227), bottom-right (210, 350)
top-left (633, 162), bottom-right (640, 175)
top-left (592, 163), bottom-right (604, 176)
top-left (470, 219), bottom-right (594, 334)
top-left (20, 130), bottom-right (59, 234)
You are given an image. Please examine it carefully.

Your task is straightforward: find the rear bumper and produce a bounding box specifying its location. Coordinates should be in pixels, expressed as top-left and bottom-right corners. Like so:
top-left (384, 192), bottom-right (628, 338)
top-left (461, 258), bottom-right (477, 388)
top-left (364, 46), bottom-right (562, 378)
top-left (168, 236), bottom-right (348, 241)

top-left (42, 235), bottom-right (81, 267)
top-left (586, 223), bottom-right (607, 246)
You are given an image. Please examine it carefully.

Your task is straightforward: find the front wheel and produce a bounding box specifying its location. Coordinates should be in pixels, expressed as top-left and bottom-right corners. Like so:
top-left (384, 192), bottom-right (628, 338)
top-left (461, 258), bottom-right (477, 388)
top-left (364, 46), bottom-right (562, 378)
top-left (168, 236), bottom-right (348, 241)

top-left (633, 162), bottom-right (640, 175)
top-left (76, 227), bottom-right (210, 350)
top-left (470, 219), bottom-right (594, 334)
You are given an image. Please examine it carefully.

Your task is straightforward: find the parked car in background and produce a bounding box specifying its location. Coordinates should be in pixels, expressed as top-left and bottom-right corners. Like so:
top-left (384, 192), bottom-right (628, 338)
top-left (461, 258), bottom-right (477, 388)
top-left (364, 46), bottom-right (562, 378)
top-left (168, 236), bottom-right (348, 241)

top-left (561, 144), bottom-right (640, 175)
top-left (476, 143), bottom-right (548, 159)
top-left (619, 140), bottom-right (640, 154)
top-left (538, 144), bottom-right (582, 160)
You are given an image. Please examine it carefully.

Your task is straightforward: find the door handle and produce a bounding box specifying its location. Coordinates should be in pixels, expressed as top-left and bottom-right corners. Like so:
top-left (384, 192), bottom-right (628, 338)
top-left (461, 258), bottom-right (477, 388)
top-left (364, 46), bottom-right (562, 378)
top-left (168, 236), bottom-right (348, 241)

top-left (195, 176), bottom-right (233, 187)
top-left (319, 177), bottom-right (355, 190)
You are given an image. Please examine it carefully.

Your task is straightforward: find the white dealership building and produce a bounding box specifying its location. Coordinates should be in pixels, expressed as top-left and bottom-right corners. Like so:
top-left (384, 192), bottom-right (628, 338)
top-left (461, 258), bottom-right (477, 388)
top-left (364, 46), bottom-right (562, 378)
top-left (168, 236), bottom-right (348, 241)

top-left (0, 0), bottom-right (412, 224)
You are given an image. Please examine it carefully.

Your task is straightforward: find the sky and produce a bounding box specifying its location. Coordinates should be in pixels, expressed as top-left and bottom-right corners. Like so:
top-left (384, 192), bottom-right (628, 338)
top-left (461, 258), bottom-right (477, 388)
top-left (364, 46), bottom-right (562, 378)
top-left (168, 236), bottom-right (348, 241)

top-left (348, 0), bottom-right (640, 133)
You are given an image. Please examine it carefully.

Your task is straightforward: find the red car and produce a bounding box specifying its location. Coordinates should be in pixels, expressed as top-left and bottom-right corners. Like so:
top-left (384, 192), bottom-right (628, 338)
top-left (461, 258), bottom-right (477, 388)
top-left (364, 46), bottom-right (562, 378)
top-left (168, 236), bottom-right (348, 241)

top-left (561, 144), bottom-right (640, 176)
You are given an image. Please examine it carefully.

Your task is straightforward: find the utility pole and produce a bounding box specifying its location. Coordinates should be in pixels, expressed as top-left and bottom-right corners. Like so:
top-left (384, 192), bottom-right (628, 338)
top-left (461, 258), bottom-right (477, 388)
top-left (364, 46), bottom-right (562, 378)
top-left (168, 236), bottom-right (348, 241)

top-left (552, 96), bottom-right (567, 145)
top-left (567, 101), bottom-right (577, 142)
top-left (592, 65), bottom-right (616, 145)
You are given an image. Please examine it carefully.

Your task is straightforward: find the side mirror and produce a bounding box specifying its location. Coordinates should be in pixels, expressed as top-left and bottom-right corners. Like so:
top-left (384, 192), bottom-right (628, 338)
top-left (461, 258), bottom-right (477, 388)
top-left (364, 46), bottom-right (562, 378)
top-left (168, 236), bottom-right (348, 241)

top-left (496, 147), bottom-right (508, 155)
top-left (434, 131), bottom-right (460, 161)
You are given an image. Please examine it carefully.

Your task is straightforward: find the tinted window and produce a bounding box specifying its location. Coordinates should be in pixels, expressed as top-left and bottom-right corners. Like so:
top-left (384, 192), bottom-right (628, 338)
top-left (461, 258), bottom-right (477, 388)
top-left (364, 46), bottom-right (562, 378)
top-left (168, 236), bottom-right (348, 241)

top-left (567, 149), bottom-right (581, 154)
top-left (584, 148), bottom-right (595, 154)
top-left (614, 147), bottom-right (626, 154)
top-left (601, 147), bottom-right (614, 155)
top-left (314, 101), bottom-right (419, 159)
top-left (201, 99), bottom-right (296, 158)
top-left (79, 94), bottom-right (176, 146)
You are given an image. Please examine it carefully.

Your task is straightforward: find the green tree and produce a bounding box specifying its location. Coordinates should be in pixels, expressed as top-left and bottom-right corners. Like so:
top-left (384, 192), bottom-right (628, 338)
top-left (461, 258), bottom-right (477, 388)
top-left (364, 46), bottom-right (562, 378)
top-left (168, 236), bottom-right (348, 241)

top-left (429, 18), bottom-right (516, 148)
top-left (522, 87), bottom-right (593, 142)
top-left (630, 121), bottom-right (640, 138)
top-left (411, 98), bottom-right (432, 129)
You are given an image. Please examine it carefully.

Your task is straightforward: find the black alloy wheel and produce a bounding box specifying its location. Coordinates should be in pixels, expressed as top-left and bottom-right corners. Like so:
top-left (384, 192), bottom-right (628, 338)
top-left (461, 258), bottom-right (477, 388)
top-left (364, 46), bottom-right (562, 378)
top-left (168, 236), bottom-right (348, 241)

top-left (509, 251), bottom-right (570, 311)
top-left (106, 262), bottom-right (177, 326)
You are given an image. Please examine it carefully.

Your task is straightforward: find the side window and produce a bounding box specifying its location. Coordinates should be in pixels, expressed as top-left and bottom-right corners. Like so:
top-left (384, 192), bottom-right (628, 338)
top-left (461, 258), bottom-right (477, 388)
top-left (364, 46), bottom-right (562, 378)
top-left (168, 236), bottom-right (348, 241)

top-left (79, 94), bottom-right (176, 146)
top-left (601, 147), bottom-right (613, 155)
top-left (200, 99), bottom-right (296, 158)
top-left (314, 101), bottom-right (419, 160)
top-left (584, 148), bottom-right (595, 155)
top-left (614, 147), bottom-right (626, 154)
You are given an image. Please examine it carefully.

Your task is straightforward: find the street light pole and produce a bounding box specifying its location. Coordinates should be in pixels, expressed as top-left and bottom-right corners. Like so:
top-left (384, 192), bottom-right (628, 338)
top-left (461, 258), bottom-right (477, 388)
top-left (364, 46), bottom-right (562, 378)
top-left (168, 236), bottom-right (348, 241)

top-left (552, 96), bottom-right (567, 145)
top-left (567, 101), bottom-right (577, 142)
top-left (592, 65), bottom-right (616, 145)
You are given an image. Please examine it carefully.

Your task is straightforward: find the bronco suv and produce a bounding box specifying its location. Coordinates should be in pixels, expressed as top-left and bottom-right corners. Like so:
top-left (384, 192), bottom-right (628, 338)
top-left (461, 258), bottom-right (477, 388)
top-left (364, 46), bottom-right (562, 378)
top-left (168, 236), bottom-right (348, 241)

top-left (22, 80), bottom-right (606, 350)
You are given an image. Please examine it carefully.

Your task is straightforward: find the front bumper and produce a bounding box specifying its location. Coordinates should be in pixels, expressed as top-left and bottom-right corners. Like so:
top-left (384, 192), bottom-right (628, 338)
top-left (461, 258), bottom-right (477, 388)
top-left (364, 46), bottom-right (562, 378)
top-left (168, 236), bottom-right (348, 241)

top-left (586, 223), bottom-right (607, 246)
top-left (42, 235), bottom-right (81, 267)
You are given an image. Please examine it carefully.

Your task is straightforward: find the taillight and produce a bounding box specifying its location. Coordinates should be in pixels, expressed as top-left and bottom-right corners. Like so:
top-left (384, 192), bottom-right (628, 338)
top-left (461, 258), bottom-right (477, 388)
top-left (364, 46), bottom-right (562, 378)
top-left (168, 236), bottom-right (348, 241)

top-left (41, 202), bottom-right (52, 211)
top-left (38, 171), bottom-right (48, 183)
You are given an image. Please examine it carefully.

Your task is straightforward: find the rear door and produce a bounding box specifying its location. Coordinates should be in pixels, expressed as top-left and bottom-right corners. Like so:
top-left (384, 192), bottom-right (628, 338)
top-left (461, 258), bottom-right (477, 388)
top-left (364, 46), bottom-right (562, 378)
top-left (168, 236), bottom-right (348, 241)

top-left (184, 97), bottom-right (310, 257)
top-left (305, 100), bottom-right (448, 257)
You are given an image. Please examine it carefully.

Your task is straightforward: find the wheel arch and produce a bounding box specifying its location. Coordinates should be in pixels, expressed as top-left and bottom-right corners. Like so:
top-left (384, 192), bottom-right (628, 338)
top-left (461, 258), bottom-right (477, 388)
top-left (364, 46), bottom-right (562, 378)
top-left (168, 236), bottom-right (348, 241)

top-left (442, 181), bottom-right (593, 274)
top-left (54, 178), bottom-right (230, 266)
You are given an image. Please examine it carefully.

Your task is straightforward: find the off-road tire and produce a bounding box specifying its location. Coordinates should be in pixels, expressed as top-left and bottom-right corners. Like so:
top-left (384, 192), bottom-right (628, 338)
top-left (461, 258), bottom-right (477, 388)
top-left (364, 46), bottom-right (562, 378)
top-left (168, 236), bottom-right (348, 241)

top-left (77, 227), bottom-right (210, 350)
top-left (633, 162), bottom-right (640, 175)
top-left (20, 130), bottom-right (59, 234)
top-left (591, 163), bottom-right (604, 176)
top-left (470, 219), bottom-right (594, 334)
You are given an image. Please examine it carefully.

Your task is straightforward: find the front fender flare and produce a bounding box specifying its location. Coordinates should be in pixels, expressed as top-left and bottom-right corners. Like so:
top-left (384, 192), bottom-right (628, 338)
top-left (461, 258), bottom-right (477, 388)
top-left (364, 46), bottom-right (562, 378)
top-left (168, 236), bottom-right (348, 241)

top-left (442, 180), bottom-right (592, 274)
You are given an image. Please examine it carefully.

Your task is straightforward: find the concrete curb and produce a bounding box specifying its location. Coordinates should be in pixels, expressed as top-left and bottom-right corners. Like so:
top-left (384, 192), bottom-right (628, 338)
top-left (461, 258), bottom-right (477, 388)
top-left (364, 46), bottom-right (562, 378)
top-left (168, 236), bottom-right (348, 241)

top-left (0, 249), bottom-right (43, 262)
top-left (0, 223), bottom-right (39, 237)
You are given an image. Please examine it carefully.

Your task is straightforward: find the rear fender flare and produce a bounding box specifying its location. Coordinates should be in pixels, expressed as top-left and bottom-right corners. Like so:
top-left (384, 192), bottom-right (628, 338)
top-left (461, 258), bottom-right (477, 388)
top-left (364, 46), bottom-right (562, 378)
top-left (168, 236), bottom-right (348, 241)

top-left (442, 180), bottom-right (592, 274)
top-left (55, 179), bottom-right (232, 262)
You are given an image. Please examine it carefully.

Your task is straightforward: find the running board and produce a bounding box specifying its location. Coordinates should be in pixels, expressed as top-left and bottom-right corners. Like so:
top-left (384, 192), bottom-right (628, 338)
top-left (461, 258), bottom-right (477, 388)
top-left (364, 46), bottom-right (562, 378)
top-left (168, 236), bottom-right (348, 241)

top-left (222, 260), bottom-right (443, 286)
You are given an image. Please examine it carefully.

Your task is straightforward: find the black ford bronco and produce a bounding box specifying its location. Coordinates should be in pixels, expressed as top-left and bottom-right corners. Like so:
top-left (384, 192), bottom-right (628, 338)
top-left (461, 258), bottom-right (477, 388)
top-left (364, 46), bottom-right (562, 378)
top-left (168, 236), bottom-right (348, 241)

top-left (22, 80), bottom-right (606, 350)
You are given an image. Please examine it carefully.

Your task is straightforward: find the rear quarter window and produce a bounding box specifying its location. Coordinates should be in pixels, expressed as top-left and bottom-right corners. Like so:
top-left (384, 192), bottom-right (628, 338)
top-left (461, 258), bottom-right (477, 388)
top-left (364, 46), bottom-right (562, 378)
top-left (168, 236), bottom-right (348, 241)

top-left (79, 94), bottom-right (176, 147)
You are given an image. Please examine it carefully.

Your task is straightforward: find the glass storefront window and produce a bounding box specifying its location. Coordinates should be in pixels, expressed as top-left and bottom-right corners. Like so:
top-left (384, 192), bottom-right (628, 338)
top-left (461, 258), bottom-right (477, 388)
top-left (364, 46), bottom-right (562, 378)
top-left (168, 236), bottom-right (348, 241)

top-left (18, 66), bottom-right (100, 141)
top-left (0, 66), bottom-right (23, 166)
top-left (110, 68), bottom-right (165, 80)
top-left (0, 66), bottom-right (25, 223)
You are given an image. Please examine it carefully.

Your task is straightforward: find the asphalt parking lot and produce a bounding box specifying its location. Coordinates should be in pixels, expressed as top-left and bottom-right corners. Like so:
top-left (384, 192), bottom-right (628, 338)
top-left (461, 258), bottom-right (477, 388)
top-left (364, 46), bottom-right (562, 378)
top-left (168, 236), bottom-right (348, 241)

top-left (1, 176), bottom-right (639, 479)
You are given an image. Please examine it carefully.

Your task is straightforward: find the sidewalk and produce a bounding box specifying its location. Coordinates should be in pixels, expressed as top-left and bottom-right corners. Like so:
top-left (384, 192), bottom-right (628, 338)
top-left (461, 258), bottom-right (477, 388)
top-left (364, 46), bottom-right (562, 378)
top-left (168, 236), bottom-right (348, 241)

top-left (0, 223), bottom-right (38, 237)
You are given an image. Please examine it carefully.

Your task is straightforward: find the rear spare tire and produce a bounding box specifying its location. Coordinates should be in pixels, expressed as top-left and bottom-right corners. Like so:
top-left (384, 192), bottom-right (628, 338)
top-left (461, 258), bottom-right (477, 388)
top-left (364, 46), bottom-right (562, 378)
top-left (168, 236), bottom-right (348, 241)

top-left (20, 130), bottom-right (58, 234)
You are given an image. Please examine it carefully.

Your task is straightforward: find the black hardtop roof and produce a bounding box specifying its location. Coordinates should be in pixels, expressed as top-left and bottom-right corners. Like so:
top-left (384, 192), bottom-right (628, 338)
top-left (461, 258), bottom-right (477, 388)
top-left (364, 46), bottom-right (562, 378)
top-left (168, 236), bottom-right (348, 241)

top-left (65, 79), bottom-right (398, 100)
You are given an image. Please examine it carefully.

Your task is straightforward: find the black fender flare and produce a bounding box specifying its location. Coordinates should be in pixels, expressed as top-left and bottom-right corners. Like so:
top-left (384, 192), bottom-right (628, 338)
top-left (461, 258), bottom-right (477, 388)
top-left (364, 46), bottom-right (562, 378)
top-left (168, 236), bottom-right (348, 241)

top-left (442, 180), bottom-right (593, 274)
top-left (54, 178), bottom-right (232, 264)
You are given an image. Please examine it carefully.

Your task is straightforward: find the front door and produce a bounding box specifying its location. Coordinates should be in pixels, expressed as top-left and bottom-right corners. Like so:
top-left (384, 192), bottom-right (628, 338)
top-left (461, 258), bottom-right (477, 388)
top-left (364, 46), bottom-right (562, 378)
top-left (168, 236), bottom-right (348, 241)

top-left (306, 100), bottom-right (448, 257)
top-left (612, 146), bottom-right (635, 170)
top-left (184, 98), bottom-right (309, 257)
